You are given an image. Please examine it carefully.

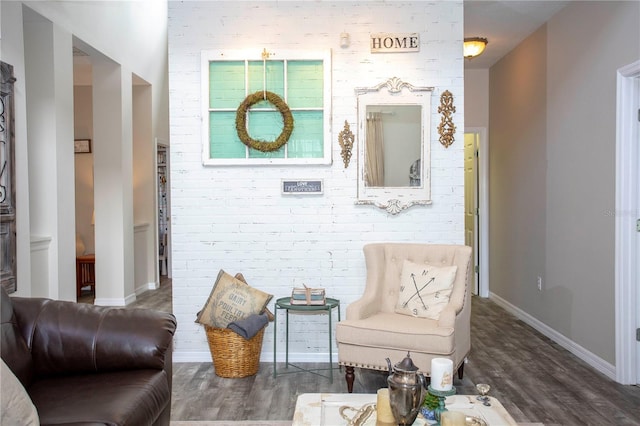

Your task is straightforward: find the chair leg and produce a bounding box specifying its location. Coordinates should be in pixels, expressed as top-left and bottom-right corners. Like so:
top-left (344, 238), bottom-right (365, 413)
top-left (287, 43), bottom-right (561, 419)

top-left (345, 366), bottom-right (355, 393)
top-left (457, 362), bottom-right (464, 380)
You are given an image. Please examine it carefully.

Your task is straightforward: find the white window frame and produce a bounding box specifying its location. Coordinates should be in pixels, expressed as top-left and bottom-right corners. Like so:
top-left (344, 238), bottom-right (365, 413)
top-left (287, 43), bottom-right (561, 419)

top-left (201, 49), bottom-right (332, 166)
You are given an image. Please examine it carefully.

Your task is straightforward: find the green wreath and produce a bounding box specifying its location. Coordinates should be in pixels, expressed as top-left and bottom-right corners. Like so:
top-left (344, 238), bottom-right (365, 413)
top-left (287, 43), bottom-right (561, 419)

top-left (235, 91), bottom-right (294, 152)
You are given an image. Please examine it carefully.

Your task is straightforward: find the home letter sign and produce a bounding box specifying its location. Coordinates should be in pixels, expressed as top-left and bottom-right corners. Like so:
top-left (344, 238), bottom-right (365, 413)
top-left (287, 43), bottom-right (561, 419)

top-left (370, 33), bottom-right (420, 53)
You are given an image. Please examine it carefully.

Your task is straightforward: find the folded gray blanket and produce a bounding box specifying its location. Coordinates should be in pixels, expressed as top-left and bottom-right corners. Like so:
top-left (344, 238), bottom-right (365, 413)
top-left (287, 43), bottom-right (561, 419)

top-left (227, 313), bottom-right (269, 339)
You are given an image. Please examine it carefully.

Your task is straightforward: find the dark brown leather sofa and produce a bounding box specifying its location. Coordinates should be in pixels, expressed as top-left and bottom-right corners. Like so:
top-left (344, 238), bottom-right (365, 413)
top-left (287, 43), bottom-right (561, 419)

top-left (0, 287), bottom-right (177, 426)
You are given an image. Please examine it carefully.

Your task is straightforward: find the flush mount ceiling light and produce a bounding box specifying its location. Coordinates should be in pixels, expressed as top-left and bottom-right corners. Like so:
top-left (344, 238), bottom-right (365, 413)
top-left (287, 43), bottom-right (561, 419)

top-left (464, 37), bottom-right (488, 59)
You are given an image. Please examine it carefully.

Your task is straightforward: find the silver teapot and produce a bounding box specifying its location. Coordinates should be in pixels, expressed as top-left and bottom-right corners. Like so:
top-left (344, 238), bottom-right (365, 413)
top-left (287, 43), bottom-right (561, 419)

top-left (386, 352), bottom-right (426, 426)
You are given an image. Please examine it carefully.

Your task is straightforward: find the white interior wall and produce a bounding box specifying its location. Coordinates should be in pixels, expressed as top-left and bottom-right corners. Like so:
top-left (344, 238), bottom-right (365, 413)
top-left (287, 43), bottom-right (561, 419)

top-left (1, 0), bottom-right (169, 299)
top-left (133, 82), bottom-right (157, 291)
top-left (464, 69), bottom-right (489, 129)
top-left (490, 23), bottom-right (548, 312)
top-left (169, 1), bottom-right (465, 362)
top-left (488, 1), bottom-right (640, 376)
top-left (22, 0), bottom-right (170, 140)
top-left (544, 0), bottom-right (638, 367)
top-left (23, 11), bottom-right (76, 300)
top-left (92, 57), bottom-right (136, 305)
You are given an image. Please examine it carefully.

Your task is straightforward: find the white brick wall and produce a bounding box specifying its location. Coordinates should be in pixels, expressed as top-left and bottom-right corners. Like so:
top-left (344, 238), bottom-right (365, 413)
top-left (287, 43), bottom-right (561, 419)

top-left (168, 1), bottom-right (464, 362)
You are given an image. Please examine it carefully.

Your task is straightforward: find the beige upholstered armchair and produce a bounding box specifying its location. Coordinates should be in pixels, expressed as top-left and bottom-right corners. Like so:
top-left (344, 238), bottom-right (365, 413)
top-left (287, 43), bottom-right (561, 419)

top-left (336, 243), bottom-right (472, 392)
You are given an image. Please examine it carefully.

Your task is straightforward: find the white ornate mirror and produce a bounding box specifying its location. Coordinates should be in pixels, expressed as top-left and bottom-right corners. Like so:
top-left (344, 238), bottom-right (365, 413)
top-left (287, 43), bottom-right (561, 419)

top-left (355, 77), bottom-right (433, 214)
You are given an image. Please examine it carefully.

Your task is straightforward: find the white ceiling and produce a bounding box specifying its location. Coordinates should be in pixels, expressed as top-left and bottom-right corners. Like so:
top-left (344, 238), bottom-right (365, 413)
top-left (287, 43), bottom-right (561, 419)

top-left (464, 0), bottom-right (570, 69)
top-left (73, 1), bottom-right (570, 83)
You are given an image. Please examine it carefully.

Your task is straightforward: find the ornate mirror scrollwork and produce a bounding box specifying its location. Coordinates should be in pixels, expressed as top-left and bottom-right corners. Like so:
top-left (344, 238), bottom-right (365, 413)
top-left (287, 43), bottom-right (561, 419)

top-left (438, 90), bottom-right (456, 148)
top-left (355, 77), bottom-right (433, 214)
top-left (338, 120), bottom-right (354, 168)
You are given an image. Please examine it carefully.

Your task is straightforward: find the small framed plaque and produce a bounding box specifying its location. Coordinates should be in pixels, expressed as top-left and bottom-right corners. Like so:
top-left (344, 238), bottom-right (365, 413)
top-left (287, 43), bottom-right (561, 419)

top-left (281, 179), bottom-right (323, 195)
top-left (74, 139), bottom-right (92, 154)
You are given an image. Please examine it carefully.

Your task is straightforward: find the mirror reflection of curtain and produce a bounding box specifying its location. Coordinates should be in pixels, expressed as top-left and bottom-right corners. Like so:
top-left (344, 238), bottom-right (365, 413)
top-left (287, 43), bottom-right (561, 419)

top-left (409, 158), bottom-right (421, 186)
top-left (365, 112), bottom-right (384, 186)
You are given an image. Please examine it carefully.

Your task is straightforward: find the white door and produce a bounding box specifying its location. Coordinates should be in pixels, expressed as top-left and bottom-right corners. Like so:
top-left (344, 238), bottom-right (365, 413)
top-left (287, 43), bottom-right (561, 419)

top-left (636, 97), bottom-right (640, 385)
top-left (631, 75), bottom-right (640, 385)
top-left (614, 61), bottom-right (640, 385)
top-left (637, 150), bottom-right (640, 386)
top-left (464, 132), bottom-right (479, 294)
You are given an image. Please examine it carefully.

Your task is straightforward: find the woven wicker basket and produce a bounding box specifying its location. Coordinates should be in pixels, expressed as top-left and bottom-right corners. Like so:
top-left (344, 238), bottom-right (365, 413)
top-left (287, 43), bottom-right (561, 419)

top-left (205, 325), bottom-right (266, 378)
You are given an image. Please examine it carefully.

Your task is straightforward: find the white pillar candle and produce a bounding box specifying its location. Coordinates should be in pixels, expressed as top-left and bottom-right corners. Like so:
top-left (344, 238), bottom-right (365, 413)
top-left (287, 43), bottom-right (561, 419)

top-left (376, 388), bottom-right (395, 424)
top-left (430, 358), bottom-right (454, 391)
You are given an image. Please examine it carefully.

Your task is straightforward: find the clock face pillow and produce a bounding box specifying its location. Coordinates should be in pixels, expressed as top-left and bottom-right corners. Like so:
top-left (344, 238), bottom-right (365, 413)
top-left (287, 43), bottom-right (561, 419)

top-left (395, 260), bottom-right (458, 320)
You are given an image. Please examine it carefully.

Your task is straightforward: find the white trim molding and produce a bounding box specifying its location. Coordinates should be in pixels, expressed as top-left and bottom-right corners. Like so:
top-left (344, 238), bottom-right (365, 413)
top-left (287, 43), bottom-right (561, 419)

top-left (173, 350), bottom-right (335, 364)
top-left (30, 235), bottom-right (52, 252)
top-left (94, 293), bottom-right (137, 307)
top-left (615, 59), bottom-right (640, 385)
top-left (490, 292), bottom-right (616, 381)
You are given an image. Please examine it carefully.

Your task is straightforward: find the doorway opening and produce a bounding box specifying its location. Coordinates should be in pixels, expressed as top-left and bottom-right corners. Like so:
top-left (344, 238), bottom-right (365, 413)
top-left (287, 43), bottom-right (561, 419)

top-left (464, 128), bottom-right (489, 298)
top-left (73, 45), bottom-right (96, 301)
top-left (156, 140), bottom-right (171, 281)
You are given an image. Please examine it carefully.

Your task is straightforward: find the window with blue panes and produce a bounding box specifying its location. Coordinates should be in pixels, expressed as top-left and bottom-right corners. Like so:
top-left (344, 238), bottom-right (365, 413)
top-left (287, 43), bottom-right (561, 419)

top-left (201, 50), bottom-right (332, 165)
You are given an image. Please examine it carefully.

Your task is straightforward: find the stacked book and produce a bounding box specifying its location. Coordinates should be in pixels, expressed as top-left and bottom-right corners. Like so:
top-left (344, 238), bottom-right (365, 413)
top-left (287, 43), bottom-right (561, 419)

top-left (291, 286), bottom-right (326, 305)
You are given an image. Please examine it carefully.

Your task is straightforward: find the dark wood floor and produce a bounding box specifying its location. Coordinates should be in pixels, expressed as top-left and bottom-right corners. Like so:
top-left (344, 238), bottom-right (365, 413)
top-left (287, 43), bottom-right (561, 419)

top-left (77, 277), bottom-right (173, 312)
top-left (102, 278), bottom-right (640, 425)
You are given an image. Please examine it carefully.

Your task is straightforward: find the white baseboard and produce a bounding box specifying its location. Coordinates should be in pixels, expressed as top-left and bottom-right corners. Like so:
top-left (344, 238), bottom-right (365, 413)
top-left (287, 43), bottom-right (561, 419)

top-left (173, 351), bottom-right (337, 364)
top-left (94, 292), bottom-right (137, 307)
top-left (489, 292), bottom-right (616, 380)
top-left (173, 351), bottom-right (212, 363)
top-left (136, 281), bottom-right (158, 295)
top-left (273, 352), bottom-right (338, 363)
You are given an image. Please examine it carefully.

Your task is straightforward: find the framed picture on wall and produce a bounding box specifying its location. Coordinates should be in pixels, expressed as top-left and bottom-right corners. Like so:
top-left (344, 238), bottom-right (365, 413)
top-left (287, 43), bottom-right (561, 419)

top-left (74, 139), bottom-right (92, 154)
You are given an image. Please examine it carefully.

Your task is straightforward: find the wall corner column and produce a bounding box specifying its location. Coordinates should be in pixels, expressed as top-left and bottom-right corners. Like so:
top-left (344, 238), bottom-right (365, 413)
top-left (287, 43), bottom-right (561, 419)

top-left (92, 57), bottom-right (135, 305)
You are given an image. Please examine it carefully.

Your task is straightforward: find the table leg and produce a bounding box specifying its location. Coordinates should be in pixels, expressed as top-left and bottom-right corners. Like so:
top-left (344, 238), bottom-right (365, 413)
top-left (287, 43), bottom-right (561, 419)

top-left (338, 304), bottom-right (342, 372)
top-left (272, 300), bottom-right (340, 382)
top-left (328, 305), bottom-right (333, 383)
top-left (285, 309), bottom-right (289, 368)
top-left (273, 305), bottom-right (278, 378)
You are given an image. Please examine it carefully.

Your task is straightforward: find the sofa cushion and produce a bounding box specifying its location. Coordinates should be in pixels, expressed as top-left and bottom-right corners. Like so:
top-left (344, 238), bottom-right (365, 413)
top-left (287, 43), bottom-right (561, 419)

top-left (28, 369), bottom-right (169, 426)
top-left (13, 299), bottom-right (176, 377)
top-left (196, 269), bottom-right (273, 328)
top-left (335, 312), bottom-right (455, 355)
top-left (395, 260), bottom-right (457, 320)
top-left (1, 359), bottom-right (39, 426)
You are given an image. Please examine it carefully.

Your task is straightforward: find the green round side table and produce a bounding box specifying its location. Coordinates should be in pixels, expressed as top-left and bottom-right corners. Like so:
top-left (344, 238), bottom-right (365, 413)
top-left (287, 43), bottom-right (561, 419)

top-left (273, 296), bottom-right (340, 382)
